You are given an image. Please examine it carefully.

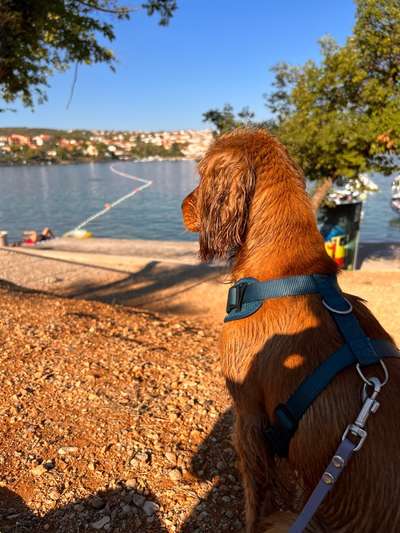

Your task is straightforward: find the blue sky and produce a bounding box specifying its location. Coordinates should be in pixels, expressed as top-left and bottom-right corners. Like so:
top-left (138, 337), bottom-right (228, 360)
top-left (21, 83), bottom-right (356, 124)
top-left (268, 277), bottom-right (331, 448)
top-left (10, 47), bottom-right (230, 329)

top-left (1, 0), bottom-right (356, 131)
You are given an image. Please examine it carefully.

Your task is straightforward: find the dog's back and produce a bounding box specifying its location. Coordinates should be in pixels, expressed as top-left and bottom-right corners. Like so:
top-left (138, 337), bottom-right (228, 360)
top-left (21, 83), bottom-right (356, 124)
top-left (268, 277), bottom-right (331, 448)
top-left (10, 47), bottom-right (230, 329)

top-left (182, 129), bottom-right (400, 532)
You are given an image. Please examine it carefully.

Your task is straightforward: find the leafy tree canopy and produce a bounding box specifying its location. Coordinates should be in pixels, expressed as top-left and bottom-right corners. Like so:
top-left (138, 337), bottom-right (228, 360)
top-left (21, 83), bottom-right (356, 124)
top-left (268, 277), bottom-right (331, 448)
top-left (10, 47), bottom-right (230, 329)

top-left (267, 0), bottom-right (400, 183)
top-left (0, 0), bottom-right (177, 108)
top-left (202, 103), bottom-right (273, 136)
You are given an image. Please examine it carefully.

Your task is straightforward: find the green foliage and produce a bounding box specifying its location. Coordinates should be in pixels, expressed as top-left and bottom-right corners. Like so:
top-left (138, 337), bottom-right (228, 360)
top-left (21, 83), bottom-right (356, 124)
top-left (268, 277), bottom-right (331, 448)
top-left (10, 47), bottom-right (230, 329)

top-left (202, 104), bottom-right (273, 136)
top-left (0, 0), bottom-right (177, 108)
top-left (267, 0), bottom-right (400, 183)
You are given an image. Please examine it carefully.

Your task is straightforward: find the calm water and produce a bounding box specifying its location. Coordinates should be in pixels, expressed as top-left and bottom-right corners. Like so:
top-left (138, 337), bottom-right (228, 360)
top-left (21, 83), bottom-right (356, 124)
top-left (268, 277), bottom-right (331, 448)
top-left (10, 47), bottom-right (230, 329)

top-left (0, 161), bottom-right (399, 244)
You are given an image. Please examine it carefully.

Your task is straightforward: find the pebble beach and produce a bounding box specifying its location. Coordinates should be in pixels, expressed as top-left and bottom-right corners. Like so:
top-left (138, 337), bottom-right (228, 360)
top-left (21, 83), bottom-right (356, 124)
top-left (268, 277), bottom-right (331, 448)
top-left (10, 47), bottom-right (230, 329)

top-left (0, 238), bottom-right (399, 532)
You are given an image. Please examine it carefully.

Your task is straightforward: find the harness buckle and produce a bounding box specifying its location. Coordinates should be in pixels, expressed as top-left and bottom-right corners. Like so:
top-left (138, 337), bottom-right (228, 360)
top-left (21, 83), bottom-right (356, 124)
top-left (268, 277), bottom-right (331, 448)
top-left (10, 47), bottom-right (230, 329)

top-left (226, 282), bottom-right (248, 314)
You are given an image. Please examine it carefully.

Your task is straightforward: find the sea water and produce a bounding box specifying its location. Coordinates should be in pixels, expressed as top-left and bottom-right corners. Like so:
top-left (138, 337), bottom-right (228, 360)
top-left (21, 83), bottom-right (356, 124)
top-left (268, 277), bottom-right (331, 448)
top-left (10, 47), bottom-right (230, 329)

top-left (0, 160), bottom-right (399, 244)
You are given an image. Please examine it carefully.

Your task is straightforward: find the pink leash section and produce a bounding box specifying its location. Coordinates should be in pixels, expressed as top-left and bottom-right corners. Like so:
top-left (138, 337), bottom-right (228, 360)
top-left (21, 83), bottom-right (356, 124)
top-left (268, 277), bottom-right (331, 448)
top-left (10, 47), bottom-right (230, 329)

top-left (289, 374), bottom-right (385, 533)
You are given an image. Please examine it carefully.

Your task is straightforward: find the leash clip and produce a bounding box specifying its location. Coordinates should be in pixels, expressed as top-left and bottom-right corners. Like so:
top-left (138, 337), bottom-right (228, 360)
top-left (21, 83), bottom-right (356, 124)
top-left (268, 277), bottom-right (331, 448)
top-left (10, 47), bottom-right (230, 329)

top-left (342, 376), bottom-right (382, 451)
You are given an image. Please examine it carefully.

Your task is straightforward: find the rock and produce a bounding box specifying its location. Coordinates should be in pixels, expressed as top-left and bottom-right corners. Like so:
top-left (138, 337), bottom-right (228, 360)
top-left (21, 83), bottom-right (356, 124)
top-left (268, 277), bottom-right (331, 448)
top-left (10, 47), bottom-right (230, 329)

top-left (48, 489), bottom-right (60, 500)
top-left (91, 516), bottom-right (111, 529)
top-left (31, 464), bottom-right (47, 476)
top-left (125, 478), bottom-right (136, 489)
top-left (74, 503), bottom-right (85, 512)
top-left (43, 459), bottom-right (55, 471)
top-left (88, 495), bottom-right (105, 510)
top-left (143, 500), bottom-right (159, 517)
top-left (88, 393), bottom-right (98, 401)
top-left (168, 468), bottom-right (182, 481)
top-left (57, 446), bottom-right (78, 456)
top-left (121, 504), bottom-right (135, 516)
top-left (134, 452), bottom-right (148, 463)
top-left (132, 494), bottom-right (145, 507)
top-left (165, 452), bottom-right (176, 464)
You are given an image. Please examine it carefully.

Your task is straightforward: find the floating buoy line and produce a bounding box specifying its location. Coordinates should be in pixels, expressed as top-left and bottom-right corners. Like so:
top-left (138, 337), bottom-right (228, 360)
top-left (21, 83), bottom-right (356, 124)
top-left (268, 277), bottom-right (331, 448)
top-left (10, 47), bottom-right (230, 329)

top-left (65, 164), bottom-right (153, 238)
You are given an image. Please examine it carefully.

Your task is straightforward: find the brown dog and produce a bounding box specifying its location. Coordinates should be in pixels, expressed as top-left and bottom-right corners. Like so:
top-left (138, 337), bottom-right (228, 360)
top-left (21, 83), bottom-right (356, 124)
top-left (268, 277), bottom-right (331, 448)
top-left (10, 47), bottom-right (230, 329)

top-left (182, 129), bottom-right (400, 532)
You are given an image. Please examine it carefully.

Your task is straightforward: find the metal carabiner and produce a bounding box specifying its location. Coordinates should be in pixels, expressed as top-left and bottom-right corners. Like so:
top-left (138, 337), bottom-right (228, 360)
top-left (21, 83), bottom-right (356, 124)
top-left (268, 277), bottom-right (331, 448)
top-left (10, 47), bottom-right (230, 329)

top-left (342, 376), bottom-right (382, 452)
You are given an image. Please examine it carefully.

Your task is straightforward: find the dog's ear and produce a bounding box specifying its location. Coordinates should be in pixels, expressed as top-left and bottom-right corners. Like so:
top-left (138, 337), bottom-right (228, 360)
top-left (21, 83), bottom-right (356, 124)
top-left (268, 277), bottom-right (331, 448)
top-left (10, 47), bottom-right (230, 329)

top-left (182, 188), bottom-right (200, 232)
top-left (197, 148), bottom-right (256, 261)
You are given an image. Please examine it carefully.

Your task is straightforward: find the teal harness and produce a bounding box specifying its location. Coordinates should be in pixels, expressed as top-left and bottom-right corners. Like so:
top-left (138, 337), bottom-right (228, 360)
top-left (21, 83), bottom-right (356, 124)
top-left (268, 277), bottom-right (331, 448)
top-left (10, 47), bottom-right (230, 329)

top-left (224, 274), bottom-right (399, 457)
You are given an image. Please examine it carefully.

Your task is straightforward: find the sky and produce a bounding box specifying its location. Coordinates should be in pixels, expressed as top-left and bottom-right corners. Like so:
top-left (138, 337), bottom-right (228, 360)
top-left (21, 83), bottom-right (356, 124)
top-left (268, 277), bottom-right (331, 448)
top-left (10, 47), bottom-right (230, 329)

top-left (1, 0), bottom-right (356, 132)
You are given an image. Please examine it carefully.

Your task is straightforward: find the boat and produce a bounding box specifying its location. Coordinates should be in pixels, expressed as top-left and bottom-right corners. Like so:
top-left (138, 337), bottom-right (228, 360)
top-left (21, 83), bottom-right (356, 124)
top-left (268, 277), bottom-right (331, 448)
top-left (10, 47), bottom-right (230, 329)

top-left (391, 176), bottom-right (400, 215)
top-left (325, 174), bottom-right (379, 207)
top-left (358, 173), bottom-right (379, 192)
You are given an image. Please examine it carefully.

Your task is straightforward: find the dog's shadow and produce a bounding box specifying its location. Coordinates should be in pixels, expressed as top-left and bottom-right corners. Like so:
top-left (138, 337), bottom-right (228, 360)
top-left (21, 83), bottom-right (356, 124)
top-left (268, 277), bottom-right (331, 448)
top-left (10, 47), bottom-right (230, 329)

top-left (180, 408), bottom-right (245, 532)
top-left (0, 485), bottom-right (167, 532)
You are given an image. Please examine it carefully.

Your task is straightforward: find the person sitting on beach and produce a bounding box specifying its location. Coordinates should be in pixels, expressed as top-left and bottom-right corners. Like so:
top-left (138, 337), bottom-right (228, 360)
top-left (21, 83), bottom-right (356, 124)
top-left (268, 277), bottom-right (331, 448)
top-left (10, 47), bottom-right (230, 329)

top-left (40, 227), bottom-right (55, 241)
top-left (23, 227), bottom-right (55, 245)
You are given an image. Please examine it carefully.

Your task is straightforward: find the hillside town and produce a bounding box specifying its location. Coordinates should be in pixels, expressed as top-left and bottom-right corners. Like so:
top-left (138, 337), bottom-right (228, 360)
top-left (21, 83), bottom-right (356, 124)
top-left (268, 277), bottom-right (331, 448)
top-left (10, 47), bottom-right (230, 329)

top-left (0, 128), bottom-right (214, 164)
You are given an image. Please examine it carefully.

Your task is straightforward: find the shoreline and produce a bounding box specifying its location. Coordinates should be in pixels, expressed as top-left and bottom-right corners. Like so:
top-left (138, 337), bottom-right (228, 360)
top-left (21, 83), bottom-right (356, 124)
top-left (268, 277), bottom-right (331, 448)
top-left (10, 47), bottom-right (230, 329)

top-left (0, 156), bottom-right (193, 168)
top-left (5, 237), bottom-right (400, 269)
top-left (0, 237), bottom-right (399, 326)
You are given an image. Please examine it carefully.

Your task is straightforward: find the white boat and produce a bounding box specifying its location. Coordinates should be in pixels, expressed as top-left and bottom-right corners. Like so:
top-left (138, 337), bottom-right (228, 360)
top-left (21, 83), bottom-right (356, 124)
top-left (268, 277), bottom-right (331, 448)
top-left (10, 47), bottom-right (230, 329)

top-left (391, 176), bottom-right (400, 214)
top-left (358, 173), bottom-right (379, 192)
top-left (326, 174), bottom-right (378, 206)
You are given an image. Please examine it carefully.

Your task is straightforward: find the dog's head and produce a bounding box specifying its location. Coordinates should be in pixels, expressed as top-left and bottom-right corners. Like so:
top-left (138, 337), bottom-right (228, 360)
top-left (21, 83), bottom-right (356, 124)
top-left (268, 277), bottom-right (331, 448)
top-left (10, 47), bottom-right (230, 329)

top-left (182, 128), bottom-right (304, 262)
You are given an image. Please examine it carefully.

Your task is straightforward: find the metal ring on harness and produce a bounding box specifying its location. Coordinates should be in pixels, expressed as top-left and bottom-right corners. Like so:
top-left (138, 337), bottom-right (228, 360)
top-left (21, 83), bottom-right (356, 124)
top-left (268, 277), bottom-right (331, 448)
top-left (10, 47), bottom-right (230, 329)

top-left (322, 296), bottom-right (353, 315)
top-left (356, 360), bottom-right (389, 388)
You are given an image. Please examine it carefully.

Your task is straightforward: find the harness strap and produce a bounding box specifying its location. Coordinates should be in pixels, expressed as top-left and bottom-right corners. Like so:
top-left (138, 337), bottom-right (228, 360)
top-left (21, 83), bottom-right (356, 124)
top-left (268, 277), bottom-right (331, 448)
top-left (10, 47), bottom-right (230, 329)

top-left (224, 273), bottom-right (400, 456)
top-left (312, 275), bottom-right (379, 366)
top-left (225, 275), bottom-right (320, 322)
top-left (264, 339), bottom-right (399, 457)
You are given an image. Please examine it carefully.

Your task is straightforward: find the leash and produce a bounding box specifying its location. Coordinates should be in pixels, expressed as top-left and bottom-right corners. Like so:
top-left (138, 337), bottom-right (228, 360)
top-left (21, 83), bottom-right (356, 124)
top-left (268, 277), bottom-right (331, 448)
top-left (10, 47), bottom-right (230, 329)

top-left (289, 373), bottom-right (386, 532)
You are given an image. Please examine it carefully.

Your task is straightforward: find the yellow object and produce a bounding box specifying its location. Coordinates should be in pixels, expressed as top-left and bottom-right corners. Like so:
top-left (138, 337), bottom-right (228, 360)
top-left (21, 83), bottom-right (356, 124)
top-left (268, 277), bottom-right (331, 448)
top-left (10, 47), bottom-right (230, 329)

top-left (325, 236), bottom-right (346, 267)
top-left (64, 229), bottom-right (93, 239)
top-left (332, 236), bottom-right (346, 265)
top-left (325, 241), bottom-right (335, 258)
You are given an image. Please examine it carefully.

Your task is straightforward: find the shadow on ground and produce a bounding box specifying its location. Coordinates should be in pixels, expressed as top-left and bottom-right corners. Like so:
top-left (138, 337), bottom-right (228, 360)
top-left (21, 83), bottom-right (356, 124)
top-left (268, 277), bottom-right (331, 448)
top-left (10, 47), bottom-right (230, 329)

top-left (0, 413), bottom-right (245, 532)
top-left (67, 260), bottom-right (226, 315)
top-left (0, 485), bottom-right (167, 532)
top-left (181, 409), bottom-right (245, 532)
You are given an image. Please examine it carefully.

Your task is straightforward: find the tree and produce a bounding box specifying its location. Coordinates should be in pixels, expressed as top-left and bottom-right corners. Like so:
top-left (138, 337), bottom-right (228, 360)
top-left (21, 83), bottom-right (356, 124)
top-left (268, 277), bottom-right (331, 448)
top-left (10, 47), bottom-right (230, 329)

top-left (0, 0), bottom-right (177, 109)
top-left (267, 0), bottom-right (400, 206)
top-left (203, 103), bottom-right (273, 136)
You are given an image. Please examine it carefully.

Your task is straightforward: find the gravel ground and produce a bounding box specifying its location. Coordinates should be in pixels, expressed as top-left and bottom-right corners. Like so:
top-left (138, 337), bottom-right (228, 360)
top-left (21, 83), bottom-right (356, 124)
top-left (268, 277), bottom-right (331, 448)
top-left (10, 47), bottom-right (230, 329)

top-left (0, 283), bottom-right (242, 532)
top-left (1, 248), bottom-right (399, 533)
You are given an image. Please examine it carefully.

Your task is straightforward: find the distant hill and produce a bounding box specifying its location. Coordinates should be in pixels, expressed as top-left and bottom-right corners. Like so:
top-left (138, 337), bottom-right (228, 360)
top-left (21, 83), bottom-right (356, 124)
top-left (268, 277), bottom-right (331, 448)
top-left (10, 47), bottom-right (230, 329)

top-left (0, 127), bottom-right (91, 138)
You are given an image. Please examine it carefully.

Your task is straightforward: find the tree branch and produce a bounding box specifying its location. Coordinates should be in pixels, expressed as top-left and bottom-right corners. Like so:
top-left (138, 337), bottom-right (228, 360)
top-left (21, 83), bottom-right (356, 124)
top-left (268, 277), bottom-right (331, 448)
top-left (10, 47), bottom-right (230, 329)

top-left (311, 177), bottom-right (333, 213)
top-left (75, 0), bottom-right (139, 15)
top-left (66, 62), bottom-right (79, 110)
